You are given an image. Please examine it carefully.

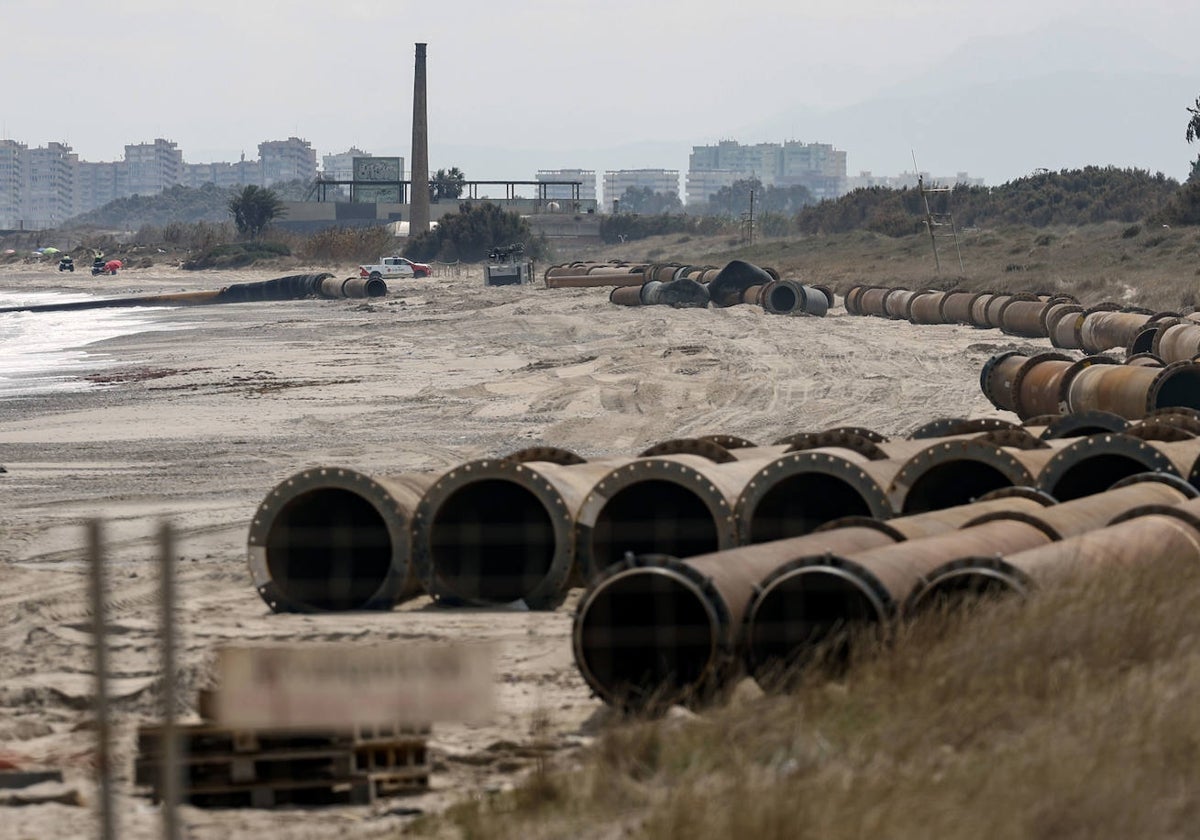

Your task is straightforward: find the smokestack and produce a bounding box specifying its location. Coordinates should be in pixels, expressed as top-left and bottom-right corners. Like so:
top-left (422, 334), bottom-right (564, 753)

top-left (409, 42), bottom-right (431, 236)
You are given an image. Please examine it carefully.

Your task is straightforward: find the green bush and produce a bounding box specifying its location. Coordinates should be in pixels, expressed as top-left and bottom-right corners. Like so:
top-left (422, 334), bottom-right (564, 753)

top-left (181, 241), bottom-right (290, 270)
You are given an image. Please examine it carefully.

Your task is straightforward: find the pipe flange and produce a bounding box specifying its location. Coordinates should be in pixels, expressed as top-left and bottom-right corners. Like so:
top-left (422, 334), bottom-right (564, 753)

top-left (697, 433), bottom-right (759, 450)
top-left (1108, 470), bottom-right (1200, 499)
top-left (904, 555), bottom-right (1031, 616)
top-left (735, 451), bottom-right (894, 543)
top-left (773, 426), bottom-right (887, 446)
top-left (1036, 408), bottom-right (1128, 439)
top-left (574, 457), bottom-right (739, 581)
top-left (1145, 360), bottom-right (1200, 416)
top-left (1124, 352), bottom-right (1166, 368)
top-left (412, 458), bottom-right (577, 609)
top-left (1123, 420), bottom-right (1198, 442)
top-left (638, 437), bottom-right (737, 463)
top-left (781, 431), bottom-right (889, 460)
top-left (1106, 503), bottom-right (1200, 531)
top-left (976, 428), bottom-right (1052, 450)
top-left (907, 416), bottom-right (1020, 439)
top-left (979, 350), bottom-right (1027, 410)
top-left (572, 556), bottom-right (731, 710)
top-left (888, 438), bottom-right (1036, 514)
top-left (1034, 433), bottom-right (1179, 500)
top-left (975, 485), bottom-right (1058, 506)
top-left (811, 515), bottom-right (908, 542)
top-left (503, 446), bottom-right (588, 466)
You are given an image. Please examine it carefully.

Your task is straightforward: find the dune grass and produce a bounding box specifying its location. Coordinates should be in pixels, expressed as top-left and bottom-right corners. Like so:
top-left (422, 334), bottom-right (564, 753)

top-left (409, 547), bottom-right (1200, 840)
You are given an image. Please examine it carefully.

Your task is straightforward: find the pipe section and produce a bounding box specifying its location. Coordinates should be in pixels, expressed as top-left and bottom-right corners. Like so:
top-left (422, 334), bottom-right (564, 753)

top-left (247, 467), bottom-right (434, 613)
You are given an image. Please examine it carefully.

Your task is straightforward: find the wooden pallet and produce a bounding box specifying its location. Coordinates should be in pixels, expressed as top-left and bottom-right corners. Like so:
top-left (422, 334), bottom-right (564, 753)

top-left (135, 721), bottom-right (431, 808)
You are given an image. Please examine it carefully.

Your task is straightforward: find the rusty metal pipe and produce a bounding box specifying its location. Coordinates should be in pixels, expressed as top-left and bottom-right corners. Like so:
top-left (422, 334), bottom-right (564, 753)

top-left (412, 457), bottom-right (630, 608)
top-left (907, 291), bottom-right (948, 324)
top-left (743, 518), bottom-right (1053, 681)
top-left (573, 489), bottom-right (1056, 708)
top-left (909, 499), bottom-right (1200, 610)
top-left (1078, 310), bottom-right (1155, 354)
top-left (1155, 322), bottom-right (1200, 363)
top-left (857, 286), bottom-right (894, 317)
top-left (609, 285), bottom-right (644, 306)
top-left (886, 438), bottom-right (1056, 515)
top-left (574, 455), bottom-right (771, 579)
top-left (1065, 360), bottom-right (1200, 419)
top-left (998, 297), bottom-right (1051, 337)
top-left (761, 280), bottom-right (829, 316)
top-left (939, 290), bottom-right (979, 324)
top-left (883, 289), bottom-right (917, 320)
top-left (1035, 433), bottom-right (1200, 501)
top-left (1050, 309), bottom-right (1086, 349)
top-left (980, 351), bottom-right (1032, 412)
top-left (571, 525), bottom-right (899, 708)
top-left (1009, 353), bottom-right (1077, 420)
top-left (247, 467), bottom-right (436, 613)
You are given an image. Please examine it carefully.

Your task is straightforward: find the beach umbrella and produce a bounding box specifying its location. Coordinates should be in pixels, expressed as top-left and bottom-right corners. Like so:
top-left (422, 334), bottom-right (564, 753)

top-left (41, 247), bottom-right (60, 255)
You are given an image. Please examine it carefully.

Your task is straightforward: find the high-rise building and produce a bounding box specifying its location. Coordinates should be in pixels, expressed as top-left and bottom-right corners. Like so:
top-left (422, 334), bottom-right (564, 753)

top-left (24, 142), bottom-right (76, 229)
top-left (259, 137), bottom-right (317, 187)
top-left (124, 139), bottom-right (183, 196)
top-left (0, 140), bottom-right (25, 229)
top-left (686, 140), bottom-right (847, 205)
top-left (603, 169), bottom-right (680, 211)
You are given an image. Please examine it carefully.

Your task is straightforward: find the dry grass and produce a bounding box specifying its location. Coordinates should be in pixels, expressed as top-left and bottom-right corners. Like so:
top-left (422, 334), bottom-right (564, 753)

top-left (564, 221), bottom-right (1200, 312)
top-left (409, 549), bottom-right (1200, 840)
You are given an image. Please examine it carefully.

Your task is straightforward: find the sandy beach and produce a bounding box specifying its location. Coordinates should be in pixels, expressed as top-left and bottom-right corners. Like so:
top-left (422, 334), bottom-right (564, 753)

top-left (0, 259), bottom-right (1031, 838)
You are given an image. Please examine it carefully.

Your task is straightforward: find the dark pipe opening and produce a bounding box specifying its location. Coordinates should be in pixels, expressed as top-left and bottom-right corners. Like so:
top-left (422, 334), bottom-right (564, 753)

top-left (749, 568), bottom-right (882, 679)
top-left (1046, 455), bottom-right (1159, 502)
top-left (589, 479), bottom-right (719, 573)
top-left (1155, 367), bottom-right (1200, 411)
top-left (748, 473), bottom-right (874, 543)
top-left (901, 462), bottom-right (1015, 514)
top-left (364, 277), bottom-right (388, 297)
top-left (577, 572), bottom-right (716, 704)
top-left (265, 488), bottom-right (392, 611)
top-left (430, 479), bottom-right (556, 603)
top-left (767, 285), bottom-right (798, 312)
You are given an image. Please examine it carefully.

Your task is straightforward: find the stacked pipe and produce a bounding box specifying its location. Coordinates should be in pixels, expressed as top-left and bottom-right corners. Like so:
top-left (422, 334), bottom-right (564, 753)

top-left (606, 259), bottom-right (830, 315)
top-left (981, 350), bottom-right (1200, 421)
top-left (248, 412), bottom-right (1200, 618)
top-left (572, 475), bottom-right (1200, 709)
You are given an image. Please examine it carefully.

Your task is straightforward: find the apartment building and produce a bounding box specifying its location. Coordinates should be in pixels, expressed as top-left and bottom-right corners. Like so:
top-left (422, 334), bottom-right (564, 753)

top-left (25, 143), bottom-right (77, 229)
top-left (602, 169), bottom-right (681, 211)
top-left (260, 137), bottom-right (318, 186)
top-left (125, 139), bottom-right (183, 196)
top-left (686, 139), bottom-right (848, 205)
top-left (0, 140), bottom-right (24, 228)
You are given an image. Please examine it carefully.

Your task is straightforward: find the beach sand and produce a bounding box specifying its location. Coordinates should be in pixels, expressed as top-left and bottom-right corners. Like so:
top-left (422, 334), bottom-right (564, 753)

top-left (0, 260), bottom-right (1028, 837)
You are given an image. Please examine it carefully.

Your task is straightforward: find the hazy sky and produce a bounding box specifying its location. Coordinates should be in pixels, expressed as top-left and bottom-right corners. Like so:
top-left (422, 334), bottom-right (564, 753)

top-left (4, 0), bottom-right (1197, 185)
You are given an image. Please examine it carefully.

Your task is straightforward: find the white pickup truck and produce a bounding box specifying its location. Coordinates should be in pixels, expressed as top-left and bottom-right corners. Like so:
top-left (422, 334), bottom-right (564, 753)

top-left (357, 256), bottom-right (432, 280)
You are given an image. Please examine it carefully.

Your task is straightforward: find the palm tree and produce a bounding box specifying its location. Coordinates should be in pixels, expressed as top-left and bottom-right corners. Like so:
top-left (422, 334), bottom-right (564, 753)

top-left (431, 167), bottom-right (466, 201)
top-left (228, 185), bottom-right (285, 239)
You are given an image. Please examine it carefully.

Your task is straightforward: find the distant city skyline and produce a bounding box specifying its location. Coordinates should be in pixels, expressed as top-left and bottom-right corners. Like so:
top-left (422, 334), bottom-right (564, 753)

top-left (4, 1), bottom-right (1196, 191)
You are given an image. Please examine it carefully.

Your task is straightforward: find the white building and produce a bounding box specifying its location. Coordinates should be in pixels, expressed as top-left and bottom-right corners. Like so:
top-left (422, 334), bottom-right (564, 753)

top-left (536, 169), bottom-right (597, 203)
top-left (602, 169), bottom-right (680, 211)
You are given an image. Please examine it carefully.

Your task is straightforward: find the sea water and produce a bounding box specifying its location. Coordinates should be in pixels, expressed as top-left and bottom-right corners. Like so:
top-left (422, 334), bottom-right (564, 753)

top-left (0, 288), bottom-right (187, 399)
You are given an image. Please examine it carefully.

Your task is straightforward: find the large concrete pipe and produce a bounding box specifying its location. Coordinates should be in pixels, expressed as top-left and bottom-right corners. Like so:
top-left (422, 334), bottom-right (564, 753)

top-left (573, 490), bottom-right (1054, 708)
top-left (907, 290), bottom-right (949, 325)
top-left (742, 478), bottom-right (1187, 681)
top-left (247, 467), bottom-right (435, 613)
top-left (1078, 310), bottom-right (1156, 354)
top-left (761, 280), bottom-right (829, 316)
top-left (411, 457), bottom-right (628, 608)
top-left (574, 455), bottom-right (771, 580)
top-left (1155, 322), bottom-right (1200, 363)
top-left (909, 496), bottom-right (1200, 609)
top-left (1034, 433), bottom-right (1200, 501)
top-left (1064, 360), bottom-right (1200, 419)
top-left (886, 438), bottom-right (1056, 515)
